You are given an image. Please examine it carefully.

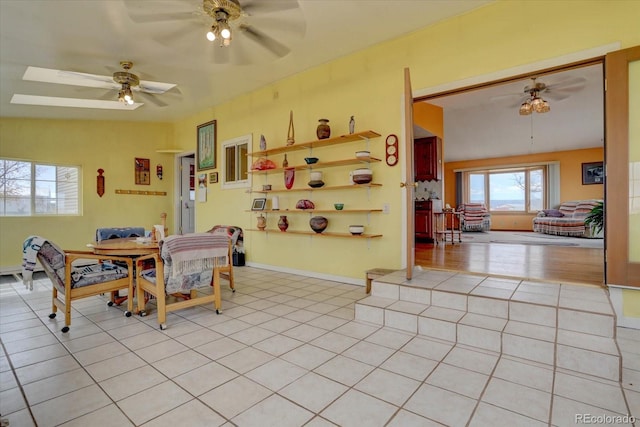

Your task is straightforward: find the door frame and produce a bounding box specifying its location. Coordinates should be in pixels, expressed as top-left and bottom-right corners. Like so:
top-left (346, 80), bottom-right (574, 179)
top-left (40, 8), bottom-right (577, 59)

top-left (174, 151), bottom-right (196, 235)
top-left (402, 44), bottom-right (619, 277)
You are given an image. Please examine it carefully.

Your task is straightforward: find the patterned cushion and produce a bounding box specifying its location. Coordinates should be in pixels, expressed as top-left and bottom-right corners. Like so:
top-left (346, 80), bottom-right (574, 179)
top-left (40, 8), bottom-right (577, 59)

top-left (96, 227), bottom-right (145, 242)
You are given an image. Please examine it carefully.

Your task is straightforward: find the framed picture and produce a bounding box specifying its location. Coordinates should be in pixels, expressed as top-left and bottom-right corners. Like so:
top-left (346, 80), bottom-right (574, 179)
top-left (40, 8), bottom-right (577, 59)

top-left (197, 120), bottom-right (216, 171)
top-left (209, 172), bottom-right (218, 184)
top-left (135, 157), bottom-right (150, 185)
top-left (251, 198), bottom-right (266, 211)
top-left (582, 161), bottom-right (604, 185)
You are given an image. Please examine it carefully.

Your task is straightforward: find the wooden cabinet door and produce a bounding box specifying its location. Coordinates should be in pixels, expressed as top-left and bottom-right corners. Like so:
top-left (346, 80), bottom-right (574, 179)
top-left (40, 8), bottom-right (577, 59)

top-left (414, 137), bottom-right (441, 181)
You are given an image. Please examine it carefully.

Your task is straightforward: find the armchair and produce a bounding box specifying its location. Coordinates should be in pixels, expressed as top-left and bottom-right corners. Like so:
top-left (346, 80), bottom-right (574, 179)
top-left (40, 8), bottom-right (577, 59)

top-left (135, 232), bottom-right (231, 330)
top-left (457, 203), bottom-right (491, 232)
top-left (22, 236), bottom-right (134, 333)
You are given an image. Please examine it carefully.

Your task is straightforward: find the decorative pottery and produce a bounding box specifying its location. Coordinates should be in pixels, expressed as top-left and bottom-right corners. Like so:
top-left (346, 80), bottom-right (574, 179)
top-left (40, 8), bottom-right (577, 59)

top-left (286, 110), bottom-right (295, 146)
top-left (351, 168), bottom-right (373, 184)
top-left (296, 199), bottom-right (315, 210)
top-left (334, 203), bottom-right (344, 210)
top-left (349, 116), bottom-right (355, 134)
top-left (278, 215), bottom-right (289, 232)
top-left (257, 215), bottom-right (266, 230)
top-left (309, 216), bottom-right (328, 233)
top-left (271, 196), bottom-right (279, 210)
top-left (308, 170), bottom-right (324, 188)
top-left (349, 225), bottom-right (365, 235)
top-left (262, 184), bottom-right (272, 191)
top-left (317, 119), bottom-right (331, 139)
top-left (355, 150), bottom-right (370, 158)
top-left (284, 168), bottom-right (295, 189)
top-left (259, 134), bottom-right (267, 151)
top-left (282, 154), bottom-right (289, 168)
top-left (304, 157), bottom-right (319, 164)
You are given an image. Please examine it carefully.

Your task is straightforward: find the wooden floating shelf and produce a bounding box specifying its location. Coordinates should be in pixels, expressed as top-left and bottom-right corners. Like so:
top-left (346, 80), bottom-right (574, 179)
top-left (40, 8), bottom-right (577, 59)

top-left (247, 209), bottom-right (382, 213)
top-left (115, 189), bottom-right (167, 196)
top-left (251, 183), bottom-right (382, 194)
top-left (247, 229), bottom-right (382, 238)
top-left (249, 130), bottom-right (381, 157)
top-left (249, 157), bottom-right (382, 174)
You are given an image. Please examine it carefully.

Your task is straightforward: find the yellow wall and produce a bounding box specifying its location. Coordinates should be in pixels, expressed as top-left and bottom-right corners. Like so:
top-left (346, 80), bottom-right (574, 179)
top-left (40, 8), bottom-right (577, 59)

top-left (0, 119), bottom-right (175, 267)
top-left (2, 1), bottom-right (639, 285)
top-left (444, 147), bottom-right (604, 230)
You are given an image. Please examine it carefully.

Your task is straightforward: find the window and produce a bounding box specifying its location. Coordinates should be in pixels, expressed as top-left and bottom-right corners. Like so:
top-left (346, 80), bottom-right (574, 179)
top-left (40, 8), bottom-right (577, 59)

top-left (0, 159), bottom-right (80, 216)
top-left (464, 165), bottom-right (546, 213)
top-left (221, 134), bottom-right (252, 190)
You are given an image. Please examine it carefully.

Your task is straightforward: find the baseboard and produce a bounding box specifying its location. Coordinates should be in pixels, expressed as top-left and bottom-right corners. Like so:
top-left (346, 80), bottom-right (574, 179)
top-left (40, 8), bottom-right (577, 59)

top-left (245, 262), bottom-right (365, 287)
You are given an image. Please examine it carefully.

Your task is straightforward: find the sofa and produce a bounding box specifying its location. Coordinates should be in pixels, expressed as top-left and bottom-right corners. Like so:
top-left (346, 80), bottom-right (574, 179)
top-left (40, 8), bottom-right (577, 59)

top-left (533, 199), bottom-right (603, 238)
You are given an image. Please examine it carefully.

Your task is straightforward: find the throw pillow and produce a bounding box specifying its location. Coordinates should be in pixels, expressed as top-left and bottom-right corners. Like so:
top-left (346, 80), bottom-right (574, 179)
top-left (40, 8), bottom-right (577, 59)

top-left (542, 209), bottom-right (564, 217)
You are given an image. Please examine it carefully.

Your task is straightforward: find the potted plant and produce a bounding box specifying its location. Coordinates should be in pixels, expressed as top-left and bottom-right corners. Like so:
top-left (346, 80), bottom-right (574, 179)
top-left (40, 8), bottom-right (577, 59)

top-left (584, 200), bottom-right (604, 235)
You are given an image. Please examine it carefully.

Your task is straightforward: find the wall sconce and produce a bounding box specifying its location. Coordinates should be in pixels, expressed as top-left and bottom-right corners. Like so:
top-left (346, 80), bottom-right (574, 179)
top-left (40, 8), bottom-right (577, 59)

top-left (156, 164), bottom-right (163, 180)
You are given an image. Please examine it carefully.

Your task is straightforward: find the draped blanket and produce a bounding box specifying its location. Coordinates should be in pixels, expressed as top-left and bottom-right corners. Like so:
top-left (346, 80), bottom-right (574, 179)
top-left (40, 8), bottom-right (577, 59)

top-left (22, 235), bottom-right (47, 290)
top-left (162, 233), bottom-right (229, 279)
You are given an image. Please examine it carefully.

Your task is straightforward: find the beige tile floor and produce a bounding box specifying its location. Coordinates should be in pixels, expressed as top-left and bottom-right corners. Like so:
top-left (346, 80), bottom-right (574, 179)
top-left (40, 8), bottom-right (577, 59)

top-left (0, 267), bottom-right (638, 426)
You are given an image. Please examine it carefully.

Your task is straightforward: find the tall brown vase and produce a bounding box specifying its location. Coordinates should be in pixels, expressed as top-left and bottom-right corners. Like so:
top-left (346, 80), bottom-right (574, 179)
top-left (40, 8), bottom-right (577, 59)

top-left (278, 215), bottom-right (289, 232)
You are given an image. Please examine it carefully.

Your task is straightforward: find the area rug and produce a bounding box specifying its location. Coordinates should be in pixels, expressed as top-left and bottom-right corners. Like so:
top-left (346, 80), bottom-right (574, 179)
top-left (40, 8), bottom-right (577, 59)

top-left (461, 231), bottom-right (603, 249)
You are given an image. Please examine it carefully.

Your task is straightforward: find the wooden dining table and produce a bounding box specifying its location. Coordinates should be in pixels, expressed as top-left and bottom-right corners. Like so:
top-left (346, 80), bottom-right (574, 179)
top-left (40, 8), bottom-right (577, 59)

top-left (90, 237), bottom-right (160, 256)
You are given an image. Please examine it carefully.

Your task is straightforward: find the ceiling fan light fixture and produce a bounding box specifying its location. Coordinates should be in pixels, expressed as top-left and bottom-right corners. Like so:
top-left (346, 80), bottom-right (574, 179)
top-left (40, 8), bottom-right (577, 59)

top-left (206, 28), bottom-right (216, 41)
top-left (519, 100), bottom-right (533, 116)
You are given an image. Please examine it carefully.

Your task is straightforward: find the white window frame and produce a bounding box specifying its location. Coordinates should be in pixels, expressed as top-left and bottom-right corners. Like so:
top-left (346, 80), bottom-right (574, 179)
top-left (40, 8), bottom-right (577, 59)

top-left (464, 164), bottom-right (547, 214)
top-left (221, 134), bottom-right (252, 190)
top-left (0, 158), bottom-right (82, 216)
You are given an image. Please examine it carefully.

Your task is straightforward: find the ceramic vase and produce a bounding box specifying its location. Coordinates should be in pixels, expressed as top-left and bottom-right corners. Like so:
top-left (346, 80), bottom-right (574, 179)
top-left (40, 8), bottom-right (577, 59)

top-left (309, 216), bottom-right (328, 233)
top-left (257, 214), bottom-right (266, 230)
top-left (278, 215), bottom-right (289, 232)
top-left (317, 119), bottom-right (330, 139)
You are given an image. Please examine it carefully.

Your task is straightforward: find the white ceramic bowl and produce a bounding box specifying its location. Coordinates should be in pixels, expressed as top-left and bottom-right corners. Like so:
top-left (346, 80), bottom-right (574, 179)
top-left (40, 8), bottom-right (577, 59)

top-left (349, 225), bottom-right (365, 235)
top-left (355, 150), bottom-right (370, 158)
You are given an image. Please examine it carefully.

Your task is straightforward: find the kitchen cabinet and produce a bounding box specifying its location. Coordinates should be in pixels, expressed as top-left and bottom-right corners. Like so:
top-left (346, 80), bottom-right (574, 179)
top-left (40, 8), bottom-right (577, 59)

top-left (414, 136), bottom-right (442, 181)
top-left (415, 200), bottom-right (433, 242)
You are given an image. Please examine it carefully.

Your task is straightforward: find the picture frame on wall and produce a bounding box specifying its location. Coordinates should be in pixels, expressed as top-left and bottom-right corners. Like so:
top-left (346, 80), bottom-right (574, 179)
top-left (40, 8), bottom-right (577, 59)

top-left (209, 172), bottom-right (218, 184)
top-left (197, 120), bottom-right (216, 171)
top-left (251, 198), bottom-right (266, 211)
top-left (582, 161), bottom-right (604, 185)
top-left (135, 157), bottom-right (151, 185)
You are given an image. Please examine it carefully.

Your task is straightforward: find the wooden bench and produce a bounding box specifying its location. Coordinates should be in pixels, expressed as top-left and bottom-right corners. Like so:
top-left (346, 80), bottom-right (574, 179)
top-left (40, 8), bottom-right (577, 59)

top-left (365, 268), bottom-right (397, 293)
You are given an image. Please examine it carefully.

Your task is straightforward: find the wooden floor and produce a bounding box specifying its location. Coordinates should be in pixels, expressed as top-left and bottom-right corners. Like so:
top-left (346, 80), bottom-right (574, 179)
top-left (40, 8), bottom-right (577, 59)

top-left (415, 241), bottom-right (605, 286)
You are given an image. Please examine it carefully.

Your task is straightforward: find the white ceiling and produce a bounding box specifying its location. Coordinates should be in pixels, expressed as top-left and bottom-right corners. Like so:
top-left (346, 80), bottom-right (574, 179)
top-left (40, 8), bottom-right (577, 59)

top-left (419, 64), bottom-right (604, 162)
top-left (0, 0), bottom-right (492, 123)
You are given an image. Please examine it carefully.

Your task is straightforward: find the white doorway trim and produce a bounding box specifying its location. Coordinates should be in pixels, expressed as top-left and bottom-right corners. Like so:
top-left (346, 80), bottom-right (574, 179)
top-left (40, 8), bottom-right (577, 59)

top-left (174, 151), bottom-right (195, 234)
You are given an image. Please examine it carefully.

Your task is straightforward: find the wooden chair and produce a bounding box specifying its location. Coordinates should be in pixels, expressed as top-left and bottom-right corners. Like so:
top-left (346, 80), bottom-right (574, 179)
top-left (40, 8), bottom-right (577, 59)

top-left (207, 225), bottom-right (242, 291)
top-left (24, 237), bottom-right (134, 333)
top-left (135, 232), bottom-right (231, 330)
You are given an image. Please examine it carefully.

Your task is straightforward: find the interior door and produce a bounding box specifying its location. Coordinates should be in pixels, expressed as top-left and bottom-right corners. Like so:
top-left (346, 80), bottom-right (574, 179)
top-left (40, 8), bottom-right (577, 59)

top-left (605, 45), bottom-right (640, 287)
top-left (403, 68), bottom-right (416, 280)
top-left (180, 155), bottom-right (195, 234)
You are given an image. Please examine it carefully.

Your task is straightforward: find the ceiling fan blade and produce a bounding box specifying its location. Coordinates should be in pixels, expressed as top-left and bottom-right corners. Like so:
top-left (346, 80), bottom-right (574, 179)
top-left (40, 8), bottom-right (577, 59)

top-left (239, 24), bottom-right (290, 57)
top-left (138, 92), bottom-right (168, 107)
top-left (241, 0), bottom-right (300, 15)
top-left (127, 10), bottom-right (201, 24)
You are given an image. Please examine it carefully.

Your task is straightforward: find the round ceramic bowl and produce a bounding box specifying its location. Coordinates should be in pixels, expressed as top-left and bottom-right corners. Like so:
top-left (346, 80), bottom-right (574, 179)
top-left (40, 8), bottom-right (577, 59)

top-left (352, 168), bottom-right (373, 184)
top-left (334, 203), bottom-right (344, 210)
top-left (308, 180), bottom-right (325, 188)
top-left (349, 225), bottom-right (365, 235)
top-left (305, 157), bottom-right (319, 164)
top-left (355, 151), bottom-right (370, 159)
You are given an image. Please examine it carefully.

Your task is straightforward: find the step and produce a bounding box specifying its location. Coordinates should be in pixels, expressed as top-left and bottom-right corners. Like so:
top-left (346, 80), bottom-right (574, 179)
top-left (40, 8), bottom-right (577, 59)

top-left (356, 268), bottom-right (620, 381)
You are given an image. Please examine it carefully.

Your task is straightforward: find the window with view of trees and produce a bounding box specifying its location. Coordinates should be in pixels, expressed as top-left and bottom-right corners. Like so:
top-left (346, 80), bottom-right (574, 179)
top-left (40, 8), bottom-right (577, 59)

top-left (465, 166), bottom-right (545, 213)
top-left (0, 159), bottom-right (80, 216)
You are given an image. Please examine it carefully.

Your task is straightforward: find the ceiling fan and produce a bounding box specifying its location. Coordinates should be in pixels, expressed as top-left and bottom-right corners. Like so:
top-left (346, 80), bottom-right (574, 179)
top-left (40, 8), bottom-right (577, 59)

top-left (21, 62), bottom-right (177, 108)
top-left (125, 0), bottom-right (305, 64)
top-left (492, 75), bottom-right (587, 115)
